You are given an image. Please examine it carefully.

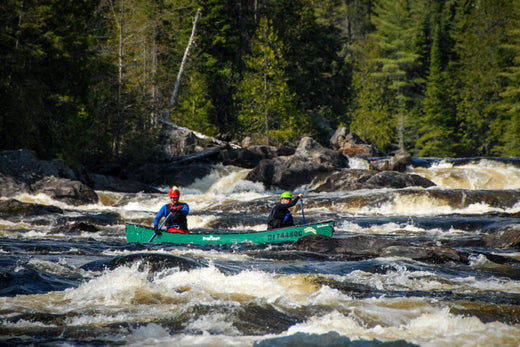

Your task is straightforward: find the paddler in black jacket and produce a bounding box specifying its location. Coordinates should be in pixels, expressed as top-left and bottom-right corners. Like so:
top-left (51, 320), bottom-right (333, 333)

top-left (267, 191), bottom-right (304, 230)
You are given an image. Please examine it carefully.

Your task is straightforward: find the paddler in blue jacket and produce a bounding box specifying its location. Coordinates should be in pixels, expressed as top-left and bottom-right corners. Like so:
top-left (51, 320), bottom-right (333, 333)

top-left (153, 186), bottom-right (189, 233)
top-left (267, 191), bottom-right (304, 230)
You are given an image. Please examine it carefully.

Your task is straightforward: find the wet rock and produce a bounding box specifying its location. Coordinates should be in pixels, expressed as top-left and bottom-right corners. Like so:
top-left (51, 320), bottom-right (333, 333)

top-left (128, 161), bottom-right (213, 187)
top-left (217, 147), bottom-right (264, 168)
top-left (54, 221), bottom-right (100, 233)
top-left (82, 253), bottom-right (202, 272)
top-left (315, 169), bottom-right (436, 192)
top-left (330, 127), bottom-right (384, 157)
top-left (381, 245), bottom-right (469, 264)
top-left (0, 199), bottom-right (63, 215)
top-left (30, 176), bottom-right (98, 205)
top-left (292, 235), bottom-right (469, 264)
top-left (85, 173), bottom-right (160, 193)
top-left (482, 228), bottom-right (520, 249)
top-left (0, 149), bottom-right (78, 197)
top-left (246, 137), bottom-right (348, 189)
top-left (370, 151), bottom-right (413, 172)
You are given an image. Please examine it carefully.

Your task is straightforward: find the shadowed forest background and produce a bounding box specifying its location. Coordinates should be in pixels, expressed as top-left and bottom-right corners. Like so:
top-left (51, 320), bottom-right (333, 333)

top-left (1, 0), bottom-right (519, 167)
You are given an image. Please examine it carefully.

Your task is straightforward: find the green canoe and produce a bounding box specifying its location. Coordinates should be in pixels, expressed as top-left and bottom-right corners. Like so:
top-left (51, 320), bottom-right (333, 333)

top-left (125, 220), bottom-right (335, 245)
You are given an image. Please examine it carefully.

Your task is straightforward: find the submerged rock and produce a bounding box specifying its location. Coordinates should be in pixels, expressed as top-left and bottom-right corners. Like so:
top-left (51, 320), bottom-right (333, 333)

top-left (82, 253), bottom-right (202, 272)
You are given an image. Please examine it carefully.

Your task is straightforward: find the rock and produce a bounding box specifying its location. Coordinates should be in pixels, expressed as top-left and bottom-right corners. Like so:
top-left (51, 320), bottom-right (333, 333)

top-left (30, 176), bottom-right (99, 205)
top-left (315, 169), bottom-right (436, 192)
top-left (291, 235), bottom-right (469, 264)
top-left (82, 253), bottom-right (202, 272)
top-left (0, 199), bottom-right (63, 216)
top-left (370, 152), bottom-right (413, 172)
top-left (330, 127), bottom-right (383, 157)
top-left (0, 149), bottom-right (81, 197)
top-left (482, 228), bottom-right (520, 249)
top-left (128, 161), bottom-right (213, 187)
top-left (157, 127), bottom-right (196, 157)
top-left (291, 234), bottom-right (341, 253)
top-left (54, 221), bottom-right (100, 233)
top-left (291, 235), bottom-right (405, 256)
top-left (86, 173), bottom-right (160, 193)
top-left (381, 245), bottom-right (469, 264)
top-left (217, 147), bottom-right (264, 168)
top-left (246, 137), bottom-right (348, 189)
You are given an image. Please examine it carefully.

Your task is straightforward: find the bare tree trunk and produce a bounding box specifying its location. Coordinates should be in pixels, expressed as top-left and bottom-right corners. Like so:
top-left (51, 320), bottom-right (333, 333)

top-left (114, 0), bottom-right (125, 157)
top-left (164, 8), bottom-right (201, 121)
top-left (151, 0), bottom-right (158, 124)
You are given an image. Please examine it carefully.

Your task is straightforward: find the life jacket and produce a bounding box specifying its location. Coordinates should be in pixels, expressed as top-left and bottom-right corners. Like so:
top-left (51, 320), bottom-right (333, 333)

top-left (166, 202), bottom-right (188, 232)
top-left (267, 207), bottom-right (293, 230)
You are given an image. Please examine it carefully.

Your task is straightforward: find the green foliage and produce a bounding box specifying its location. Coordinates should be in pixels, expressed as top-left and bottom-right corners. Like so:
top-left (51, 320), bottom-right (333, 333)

top-left (452, 0), bottom-right (514, 156)
top-left (235, 17), bottom-right (303, 145)
top-left (2, 0), bottom-right (520, 165)
top-left (491, 0), bottom-right (520, 156)
top-left (351, 37), bottom-right (395, 152)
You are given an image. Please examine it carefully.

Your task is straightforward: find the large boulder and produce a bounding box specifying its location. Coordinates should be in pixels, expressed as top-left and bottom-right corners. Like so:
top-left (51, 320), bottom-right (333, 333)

top-left (330, 127), bottom-right (384, 157)
top-left (0, 149), bottom-right (78, 197)
top-left (0, 150), bottom-right (100, 203)
top-left (370, 152), bottom-right (413, 172)
top-left (246, 137), bottom-right (348, 189)
top-left (30, 176), bottom-right (98, 205)
top-left (315, 169), bottom-right (436, 192)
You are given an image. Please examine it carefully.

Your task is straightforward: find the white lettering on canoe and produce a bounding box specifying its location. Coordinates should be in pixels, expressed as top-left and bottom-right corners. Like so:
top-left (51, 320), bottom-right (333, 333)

top-left (202, 235), bottom-right (221, 241)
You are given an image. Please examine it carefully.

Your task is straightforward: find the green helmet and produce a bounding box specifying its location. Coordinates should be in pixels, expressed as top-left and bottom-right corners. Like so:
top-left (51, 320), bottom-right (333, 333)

top-left (280, 191), bottom-right (292, 199)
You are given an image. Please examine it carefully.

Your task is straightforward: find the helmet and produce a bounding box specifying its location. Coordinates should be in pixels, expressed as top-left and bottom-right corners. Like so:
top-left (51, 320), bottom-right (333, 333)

top-left (280, 191), bottom-right (292, 199)
top-left (169, 186), bottom-right (180, 198)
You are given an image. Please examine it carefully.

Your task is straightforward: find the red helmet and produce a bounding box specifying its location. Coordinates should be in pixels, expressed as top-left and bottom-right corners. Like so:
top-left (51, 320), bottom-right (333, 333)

top-left (169, 186), bottom-right (180, 198)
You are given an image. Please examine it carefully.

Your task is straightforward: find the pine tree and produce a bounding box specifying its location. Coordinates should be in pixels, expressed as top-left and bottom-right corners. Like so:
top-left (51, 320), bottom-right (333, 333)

top-left (452, 0), bottom-right (513, 156)
top-left (353, 0), bottom-right (422, 153)
top-left (492, 0), bottom-right (520, 156)
top-left (235, 17), bottom-right (300, 145)
top-left (351, 36), bottom-right (394, 151)
top-left (417, 12), bottom-right (456, 156)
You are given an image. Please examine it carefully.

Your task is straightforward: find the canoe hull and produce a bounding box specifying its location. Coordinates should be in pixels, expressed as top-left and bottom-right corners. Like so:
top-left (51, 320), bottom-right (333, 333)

top-left (125, 220), bottom-right (334, 245)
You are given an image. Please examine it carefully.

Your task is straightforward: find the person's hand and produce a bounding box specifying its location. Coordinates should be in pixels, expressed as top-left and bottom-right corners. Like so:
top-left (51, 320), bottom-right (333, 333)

top-left (298, 193), bottom-right (304, 198)
top-left (154, 225), bottom-right (162, 235)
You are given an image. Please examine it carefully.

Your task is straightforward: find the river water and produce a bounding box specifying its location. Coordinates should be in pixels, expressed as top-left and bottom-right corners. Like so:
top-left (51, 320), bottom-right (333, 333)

top-left (1, 157), bottom-right (520, 346)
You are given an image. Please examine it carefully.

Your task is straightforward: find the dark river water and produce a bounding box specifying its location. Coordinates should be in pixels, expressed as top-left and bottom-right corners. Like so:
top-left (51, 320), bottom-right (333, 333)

top-left (1, 157), bottom-right (520, 346)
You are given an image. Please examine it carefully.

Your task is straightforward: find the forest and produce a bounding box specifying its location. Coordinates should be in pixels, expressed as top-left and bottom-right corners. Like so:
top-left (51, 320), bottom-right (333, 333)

top-left (1, 0), bottom-right (520, 166)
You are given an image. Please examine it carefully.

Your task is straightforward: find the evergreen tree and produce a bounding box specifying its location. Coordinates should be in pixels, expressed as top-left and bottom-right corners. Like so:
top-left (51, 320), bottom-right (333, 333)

top-left (352, 0), bottom-right (423, 152)
top-left (417, 22), bottom-right (456, 156)
top-left (452, 0), bottom-right (513, 156)
top-left (351, 36), bottom-right (394, 151)
top-left (235, 17), bottom-right (301, 145)
top-left (491, 0), bottom-right (520, 156)
top-left (268, 0), bottom-right (352, 139)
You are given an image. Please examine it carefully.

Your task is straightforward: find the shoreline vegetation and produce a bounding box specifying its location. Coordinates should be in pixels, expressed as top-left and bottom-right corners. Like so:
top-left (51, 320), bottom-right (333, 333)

top-left (1, 0), bottom-right (520, 169)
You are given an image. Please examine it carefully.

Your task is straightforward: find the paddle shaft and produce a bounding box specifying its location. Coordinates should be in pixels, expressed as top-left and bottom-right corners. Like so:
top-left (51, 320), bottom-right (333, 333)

top-left (148, 212), bottom-right (172, 243)
top-left (300, 198), bottom-right (306, 225)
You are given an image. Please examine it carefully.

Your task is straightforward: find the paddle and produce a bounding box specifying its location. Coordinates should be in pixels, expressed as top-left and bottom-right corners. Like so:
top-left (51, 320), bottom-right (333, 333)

top-left (300, 197), bottom-right (306, 225)
top-left (148, 212), bottom-right (172, 243)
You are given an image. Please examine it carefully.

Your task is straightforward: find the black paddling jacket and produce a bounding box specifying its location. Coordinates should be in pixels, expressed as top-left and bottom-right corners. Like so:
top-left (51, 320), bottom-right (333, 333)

top-left (267, 197), bottom-right (300, 230)
top-left (167, 202), bottom-right (189, 230)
